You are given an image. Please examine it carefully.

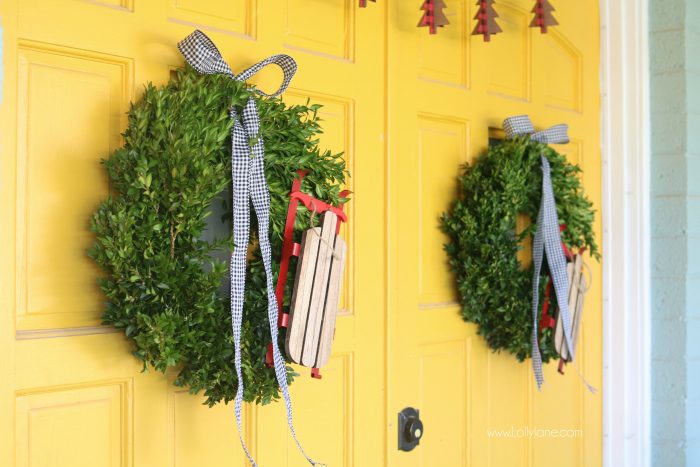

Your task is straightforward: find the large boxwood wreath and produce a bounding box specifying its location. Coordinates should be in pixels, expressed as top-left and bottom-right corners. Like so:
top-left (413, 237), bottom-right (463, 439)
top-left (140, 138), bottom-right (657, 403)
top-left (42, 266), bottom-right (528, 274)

top-left (89, 66), bottom-right (347, 406)
top-left (441, 137), bottom-right (598, 362)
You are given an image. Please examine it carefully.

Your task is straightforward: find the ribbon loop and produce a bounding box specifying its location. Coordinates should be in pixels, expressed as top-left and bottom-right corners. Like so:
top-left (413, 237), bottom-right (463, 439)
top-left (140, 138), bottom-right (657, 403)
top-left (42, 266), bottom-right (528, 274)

top-left (237, 54), bottom-right (298, 98)
top-left (533, 124), bottom-right (569, 145)
top-left (503, 114), bottom-right (536, 137)
top-left (178, 30), bottom-right (297, 99)
top-left (178, 30), bottom-right (320, 467)
top-left (178, 30), bottom-right (234, 76)
top-left (503, 115), bottom-right (569, 145)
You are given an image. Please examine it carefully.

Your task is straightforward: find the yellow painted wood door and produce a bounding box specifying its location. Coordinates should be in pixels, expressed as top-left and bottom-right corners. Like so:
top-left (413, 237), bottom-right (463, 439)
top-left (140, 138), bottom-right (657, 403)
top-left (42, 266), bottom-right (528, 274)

top-left (0, 1), bottom-right (601, 466)
top-left (0, 1), bottom-right (384, 466)
top-left (386, 1), bottom-right (602, 466)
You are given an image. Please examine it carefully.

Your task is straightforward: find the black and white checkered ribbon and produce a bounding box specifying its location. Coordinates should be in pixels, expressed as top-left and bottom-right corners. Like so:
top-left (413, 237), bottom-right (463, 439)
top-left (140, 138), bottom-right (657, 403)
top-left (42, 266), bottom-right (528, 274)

top-left (503, 115), bottom-right (574, 390)
top-left (178, 30), bottom-right (321, 466)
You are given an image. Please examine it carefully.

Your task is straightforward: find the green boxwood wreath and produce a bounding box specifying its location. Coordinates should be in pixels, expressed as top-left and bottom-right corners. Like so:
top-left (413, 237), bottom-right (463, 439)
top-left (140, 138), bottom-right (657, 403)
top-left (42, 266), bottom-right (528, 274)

top-left (89, 66), bottom-right (348, 406)
top-left (441, 137), bottom-right (598, 363)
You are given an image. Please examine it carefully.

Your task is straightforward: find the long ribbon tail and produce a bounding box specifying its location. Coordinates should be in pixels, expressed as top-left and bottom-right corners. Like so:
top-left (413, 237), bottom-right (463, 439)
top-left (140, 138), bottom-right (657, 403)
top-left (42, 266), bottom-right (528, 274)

top-left (505, 115), bottom-right (578, 390)
top-left (540, 156), bottom-right (575, 359)
top-left (530, 155), bottom-right (577, 390)
top-left (572, 359), bottom-right (598, 394)
top-left (244, 99), bottom-right (323, 466)
top-left (531, 193), bottom-right (546, 389)
top-left (229, 110), bottom-right (258, 467)
top-left (179, 29), bottom-right (315, 465)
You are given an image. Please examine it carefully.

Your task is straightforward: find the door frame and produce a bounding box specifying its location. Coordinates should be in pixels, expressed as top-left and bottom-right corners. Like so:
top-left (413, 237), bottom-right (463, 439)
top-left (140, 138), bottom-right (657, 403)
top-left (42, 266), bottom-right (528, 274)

top-left (600, 0), bottom-right (652, 466)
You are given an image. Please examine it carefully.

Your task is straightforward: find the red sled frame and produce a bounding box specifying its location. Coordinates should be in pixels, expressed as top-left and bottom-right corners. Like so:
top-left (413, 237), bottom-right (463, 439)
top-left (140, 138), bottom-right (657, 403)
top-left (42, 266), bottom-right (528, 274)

top-left (265, 170), bottom-right (349, 379)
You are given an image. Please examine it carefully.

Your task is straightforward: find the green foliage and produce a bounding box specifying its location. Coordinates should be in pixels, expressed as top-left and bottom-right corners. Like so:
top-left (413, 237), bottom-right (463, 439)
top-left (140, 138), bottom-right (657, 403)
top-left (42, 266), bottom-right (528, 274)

top-left (89, 66), bottom-right (347, 406)
top-left (441, 137), bottom-right (597, 362)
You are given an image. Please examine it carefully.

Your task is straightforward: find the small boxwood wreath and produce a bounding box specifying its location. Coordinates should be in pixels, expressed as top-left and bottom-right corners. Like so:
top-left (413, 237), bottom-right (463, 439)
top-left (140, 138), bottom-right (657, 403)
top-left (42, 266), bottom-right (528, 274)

top-left (89, 66), bottom-right (347, 406)
top-left (441, 137), bottom-right (598, 362)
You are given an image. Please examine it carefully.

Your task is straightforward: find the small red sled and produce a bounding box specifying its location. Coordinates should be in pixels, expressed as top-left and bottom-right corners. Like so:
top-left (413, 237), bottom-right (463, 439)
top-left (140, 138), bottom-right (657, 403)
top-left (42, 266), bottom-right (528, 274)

top-left (538, 225), bottom-right (589, 374)
top-left (265, 170), bottom-right (349, 379)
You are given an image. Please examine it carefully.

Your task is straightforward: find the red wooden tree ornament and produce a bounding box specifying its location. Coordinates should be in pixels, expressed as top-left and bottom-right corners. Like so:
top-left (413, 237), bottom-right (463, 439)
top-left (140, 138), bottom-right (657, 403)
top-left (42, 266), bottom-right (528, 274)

top-left (472, 0), bottom-right (502, 42)
top-left (530, 0), bottom-right (558, 33)
top-left (418, 0), bottom-right (450, 35)
top-left (359, 0), bottom-right (376, 7)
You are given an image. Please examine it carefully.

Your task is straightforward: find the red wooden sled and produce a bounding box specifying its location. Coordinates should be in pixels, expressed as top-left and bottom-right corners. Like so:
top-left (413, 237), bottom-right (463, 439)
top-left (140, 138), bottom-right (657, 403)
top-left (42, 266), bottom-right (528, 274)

top-left (538, 225), bottom-right (587, 375)
top-left (265, 170), bottom-right (349, 379)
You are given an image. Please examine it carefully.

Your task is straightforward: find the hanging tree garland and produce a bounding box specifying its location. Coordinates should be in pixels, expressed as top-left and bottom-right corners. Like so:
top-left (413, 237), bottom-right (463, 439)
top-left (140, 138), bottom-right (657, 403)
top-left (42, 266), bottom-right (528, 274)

top-left (530, 0), bottom-right (558, 33)
top-left (417, 0), bottom-right (450, 35)
top-left (355, 0), bottom-right (563, 38)
top-left (472, 0), bottom-right (503, 41)
top-left (441, 136), bottom-right (598, 362)
top-left (89, 66), bottom-right (347, 406)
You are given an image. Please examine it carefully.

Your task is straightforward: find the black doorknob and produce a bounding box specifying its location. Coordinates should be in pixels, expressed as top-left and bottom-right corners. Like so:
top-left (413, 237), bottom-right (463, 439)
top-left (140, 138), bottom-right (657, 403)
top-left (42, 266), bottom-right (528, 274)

top-left (398, 407), bottom-right (423, 451)
top-left (404, 417), bottom-right (424, 443)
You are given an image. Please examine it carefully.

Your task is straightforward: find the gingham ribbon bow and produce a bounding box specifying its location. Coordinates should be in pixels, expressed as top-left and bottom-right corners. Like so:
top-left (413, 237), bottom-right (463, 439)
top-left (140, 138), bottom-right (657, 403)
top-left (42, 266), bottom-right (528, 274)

top-left (503, 115), bottom-right (574, 390)
top-left (178, 31), bottom-right (321, 467)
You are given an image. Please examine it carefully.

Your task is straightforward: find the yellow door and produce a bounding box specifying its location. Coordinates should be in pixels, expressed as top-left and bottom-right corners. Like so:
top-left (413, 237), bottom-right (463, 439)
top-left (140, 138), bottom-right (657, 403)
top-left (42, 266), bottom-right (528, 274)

top-left (387, 1), bottom-right (602, 466)
top-left (0, 1), bottom-right (384, 466)
top-left (0, 0), bottom-right (601, 466)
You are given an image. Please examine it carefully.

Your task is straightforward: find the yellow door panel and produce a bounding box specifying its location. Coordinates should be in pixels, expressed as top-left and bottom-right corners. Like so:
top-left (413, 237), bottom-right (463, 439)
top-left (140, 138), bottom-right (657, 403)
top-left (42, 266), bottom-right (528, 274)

top-left (285, 0), bottom-right (355, 60)
top-left (483, 2), bottom-right (532, 100)
top-left (536, 31), bottom-right (582, 112)
top-left (416, 115), bottom-right (468, 307)
top-left (417, 340), bottom-right (469, 466)
top-left (256, 354), bottom-right (354, 467)
top-left (283, 91), bottom-right (355, 314)
top-left (15, 42), bottom-right (131, 331)
top-left (16, 381), bottom-right (131, 467)
top-left (417, 1), bottom-right (470, 88)
top-left (168, 389), bottom-right (247, 467)
top-left (485, 355), bottom-right (531, 467)
top-left (168, 0), bottom-right (255, 38)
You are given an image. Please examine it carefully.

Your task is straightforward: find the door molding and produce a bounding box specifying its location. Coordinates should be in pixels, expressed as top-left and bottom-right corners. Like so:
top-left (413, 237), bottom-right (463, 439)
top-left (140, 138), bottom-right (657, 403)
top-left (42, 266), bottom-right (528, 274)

top-left (599, 1), bottom-right (651, 466)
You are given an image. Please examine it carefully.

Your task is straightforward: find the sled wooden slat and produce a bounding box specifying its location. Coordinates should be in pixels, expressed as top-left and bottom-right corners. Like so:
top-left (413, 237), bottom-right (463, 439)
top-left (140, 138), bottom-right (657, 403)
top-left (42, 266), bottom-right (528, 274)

top-left (286, 228), bottom-right (321, 363)
top-left (286, 211), bottom-right (346, 368)
top-left (569, 271), bottom-right (587, 360)
top-left (301, 213), bottom-right (338, 366)
top-left (316, 236), bottom-right (347, 368)
top-left (554, 261), bottom-right (574, 357)
top-left (554, 254), bottom-right (587, 361)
